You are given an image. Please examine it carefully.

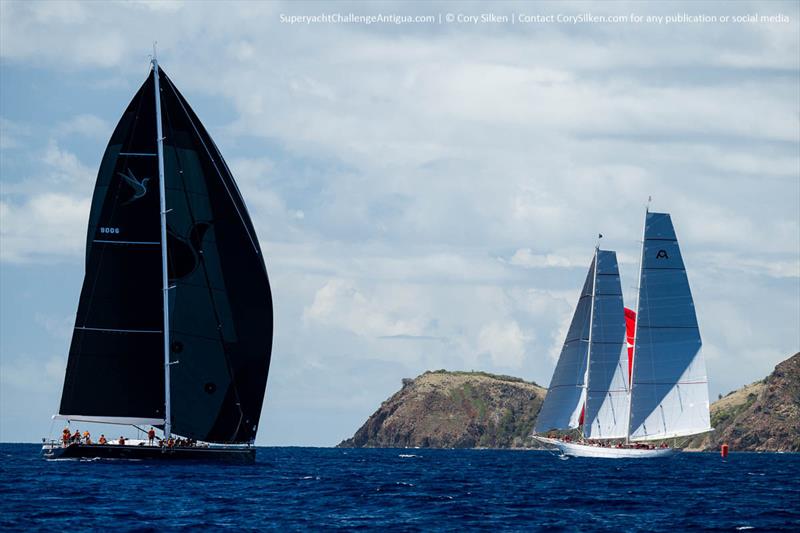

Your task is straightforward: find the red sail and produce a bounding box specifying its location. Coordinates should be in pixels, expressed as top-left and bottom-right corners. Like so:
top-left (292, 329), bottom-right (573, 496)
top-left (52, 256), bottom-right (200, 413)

top-left (624, 307), bottom-right (636, 381)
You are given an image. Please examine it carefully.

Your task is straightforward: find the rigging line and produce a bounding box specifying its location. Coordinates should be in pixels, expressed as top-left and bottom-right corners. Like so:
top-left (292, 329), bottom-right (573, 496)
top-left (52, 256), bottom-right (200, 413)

top-left (633, 380), bottom-right (708, 386)
top-left (76, 326), bottom-right (162, 333)
top-left (161, 73), bottom-right (260, 254)
top-left (638, 325), bottom-right (699, 330)
top-left (162, 94), bottom-right (246, 440)
top-left (93, 240), bottom-right (160, 245)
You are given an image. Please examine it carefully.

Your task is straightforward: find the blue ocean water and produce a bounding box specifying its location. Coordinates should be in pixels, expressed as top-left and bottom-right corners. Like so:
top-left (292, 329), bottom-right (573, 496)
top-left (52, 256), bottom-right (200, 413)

top-left (0, 443), bottom-right (798, 531)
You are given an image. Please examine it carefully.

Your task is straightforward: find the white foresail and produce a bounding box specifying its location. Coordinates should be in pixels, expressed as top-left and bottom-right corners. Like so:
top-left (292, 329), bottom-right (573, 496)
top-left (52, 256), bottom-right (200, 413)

top-left (628, 212), bottom-right (711, 442)
top-left (534, 257), bottom-right (594, 433)
top-left (584, 250), bottom-right (630, 440)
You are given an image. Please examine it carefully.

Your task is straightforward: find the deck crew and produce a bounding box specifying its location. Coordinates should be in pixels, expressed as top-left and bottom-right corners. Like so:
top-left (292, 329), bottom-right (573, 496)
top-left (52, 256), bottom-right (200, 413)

top-left (71, 430), bottom-right (81, 443)
top-left (98, 434), bottom-right (107, 445)
top-left (118, 436), bottom-right (126, 445)
top-left (147, 427), bottom-right (156, 446)
top-left (82, 430), bottom-right (91, 444)
top-left (62, 428), bottom-right (71, 446)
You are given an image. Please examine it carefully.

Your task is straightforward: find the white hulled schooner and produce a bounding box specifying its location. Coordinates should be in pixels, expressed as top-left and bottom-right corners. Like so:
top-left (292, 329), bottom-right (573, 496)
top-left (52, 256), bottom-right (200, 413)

top-left (533, 208), bottom-right (711, 458)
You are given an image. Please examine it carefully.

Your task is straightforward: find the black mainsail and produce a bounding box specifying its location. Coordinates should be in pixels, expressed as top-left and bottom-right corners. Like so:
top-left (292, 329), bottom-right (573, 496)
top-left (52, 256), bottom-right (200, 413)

top-left (58, 63), bottom-right (273, 444)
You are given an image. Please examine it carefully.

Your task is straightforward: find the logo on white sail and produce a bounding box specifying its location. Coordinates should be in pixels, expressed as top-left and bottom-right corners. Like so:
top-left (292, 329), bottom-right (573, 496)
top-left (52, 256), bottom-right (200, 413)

top-left (118, 168), bottom-right (150, 204)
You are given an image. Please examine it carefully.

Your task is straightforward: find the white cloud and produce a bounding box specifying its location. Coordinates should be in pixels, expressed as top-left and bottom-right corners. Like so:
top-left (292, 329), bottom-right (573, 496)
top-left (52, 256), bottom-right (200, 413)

top-left (34, 313), bottom-right (74, 341)
top-left (1, 140), bottom-right (94, 263)
top-left (56, 114), bottom-right (110, 139)
top-left (506, 248), bottom-right (578, 269)
top-left (304, 279), bottom-right (429, 338)
top-left (41, 141), bottom-right (95, 184)
top-left (0, 354), bottom-right (65, 390)
top-left (0, 117), bottom-right (29, 150)
top-left (477, 320), bottom-right (528, 368)
top-left (0, 193), bottom-right (90, 263)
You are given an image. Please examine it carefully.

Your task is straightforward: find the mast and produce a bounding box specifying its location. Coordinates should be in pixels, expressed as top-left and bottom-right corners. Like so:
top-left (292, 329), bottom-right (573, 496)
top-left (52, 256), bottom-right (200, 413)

top-left (152, 56), bottom-right (172, 439)
top-left (625, 199), bottom-right (649, 444)
top-left (581, 241), bottom-right (599, 439)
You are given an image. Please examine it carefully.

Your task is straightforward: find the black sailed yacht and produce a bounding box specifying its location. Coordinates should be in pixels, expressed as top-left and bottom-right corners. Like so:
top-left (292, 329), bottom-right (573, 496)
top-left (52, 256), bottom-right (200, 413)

top-left (42, 57), bottom-right (273, 462)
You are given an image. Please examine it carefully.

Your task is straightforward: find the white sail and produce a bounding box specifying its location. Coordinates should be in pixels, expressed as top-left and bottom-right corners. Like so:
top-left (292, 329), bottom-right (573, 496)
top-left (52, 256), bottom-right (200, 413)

top-left (534, 257), bottom-right (594, 433)
top-left (628, 212), bottom-right (711, 442)
top-left (584, 250), bottom-right (630, 440)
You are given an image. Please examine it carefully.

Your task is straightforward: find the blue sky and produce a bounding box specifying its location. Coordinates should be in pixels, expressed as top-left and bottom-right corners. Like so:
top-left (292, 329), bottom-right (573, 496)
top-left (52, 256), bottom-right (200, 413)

top-left (1, 0), bottom-right (798, 445)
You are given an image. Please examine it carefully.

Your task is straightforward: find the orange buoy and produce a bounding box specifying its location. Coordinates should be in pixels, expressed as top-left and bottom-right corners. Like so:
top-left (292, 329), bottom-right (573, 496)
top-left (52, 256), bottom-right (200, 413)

top-left (721, 443), bottom-right (729, 458)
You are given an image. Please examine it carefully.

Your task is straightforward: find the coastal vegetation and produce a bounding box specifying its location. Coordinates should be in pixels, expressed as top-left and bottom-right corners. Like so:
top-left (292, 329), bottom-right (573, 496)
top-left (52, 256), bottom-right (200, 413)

top-left (341, 353), bottom-right (800, 452)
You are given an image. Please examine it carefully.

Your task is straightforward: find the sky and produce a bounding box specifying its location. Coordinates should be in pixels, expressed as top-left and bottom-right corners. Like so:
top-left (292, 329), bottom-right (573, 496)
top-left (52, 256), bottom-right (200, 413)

top-left (0, 0), bottom-right (798, 446)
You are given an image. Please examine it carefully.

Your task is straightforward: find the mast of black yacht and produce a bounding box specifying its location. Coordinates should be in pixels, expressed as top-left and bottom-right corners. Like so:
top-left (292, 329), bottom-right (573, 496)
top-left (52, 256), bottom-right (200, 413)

top-left (152, 51), bottom-right (172, 440)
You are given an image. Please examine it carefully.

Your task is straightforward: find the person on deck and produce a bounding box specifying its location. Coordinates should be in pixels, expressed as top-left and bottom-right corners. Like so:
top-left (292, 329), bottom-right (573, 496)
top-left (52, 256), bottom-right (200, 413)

top-left (72, 430), bottom-right (81, 443)
top-left (147, 427), bottom-right (156, 446)
top-left (98, 434), bottom-right (107, 445)
top-left (118, 436), bottom-right (126, 445)
top-left (82, 431), bottom-right (90, 444)
top-left (62, 428), bottom-right (71, 446)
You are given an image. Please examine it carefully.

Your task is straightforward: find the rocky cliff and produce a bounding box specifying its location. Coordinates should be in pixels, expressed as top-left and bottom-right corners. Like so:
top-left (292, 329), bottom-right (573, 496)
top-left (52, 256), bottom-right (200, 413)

top-left (687, 352), bottom-right (800, 452)
top-left (338, 370), bottom-right (546, 448)
top-left (341, 353), bottom-right (799, 451)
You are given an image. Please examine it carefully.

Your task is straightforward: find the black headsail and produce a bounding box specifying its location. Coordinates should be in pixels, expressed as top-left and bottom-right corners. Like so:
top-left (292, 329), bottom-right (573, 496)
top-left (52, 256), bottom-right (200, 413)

top-left (59, 65), bottom-right (273, 443)
top-left (59, 72), bottom-right (165, 425)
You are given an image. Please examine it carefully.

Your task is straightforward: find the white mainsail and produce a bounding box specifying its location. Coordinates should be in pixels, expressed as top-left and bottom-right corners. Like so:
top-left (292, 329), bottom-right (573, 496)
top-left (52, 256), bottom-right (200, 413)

top-left (583, 250), bottom-right (630, 440)
top-left (533, 257), bottom-right (595, 433)
top-left (627, 211), bottom-right (711, 441)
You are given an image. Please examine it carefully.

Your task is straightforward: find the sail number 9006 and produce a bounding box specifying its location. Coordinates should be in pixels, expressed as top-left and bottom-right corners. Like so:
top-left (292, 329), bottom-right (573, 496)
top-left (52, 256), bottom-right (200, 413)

top-left (100, 227), bottom-right (120, 234)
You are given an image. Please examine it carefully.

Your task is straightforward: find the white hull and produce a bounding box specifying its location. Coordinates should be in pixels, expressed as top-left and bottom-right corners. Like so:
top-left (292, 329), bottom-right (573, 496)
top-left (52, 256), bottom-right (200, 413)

top-left (534, 436), bottom-right (679, 458)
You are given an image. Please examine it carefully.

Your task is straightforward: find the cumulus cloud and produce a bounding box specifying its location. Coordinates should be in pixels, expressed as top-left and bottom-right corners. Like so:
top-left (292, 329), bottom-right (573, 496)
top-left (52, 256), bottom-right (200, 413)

top-left (1, 141), bottom-right (94, 262)
top-left (477, 321), bottom-right (529, 368)
top-left (506, 248), bottom-right (578, 269)
top-left (56, 114), bottom-right (110, 140)
top-left (0, 117), bottom-right (29, 150)
top-left (0, 193), bottom-right (90, 262)
top-left (304, 279), bottom-right (429, 338)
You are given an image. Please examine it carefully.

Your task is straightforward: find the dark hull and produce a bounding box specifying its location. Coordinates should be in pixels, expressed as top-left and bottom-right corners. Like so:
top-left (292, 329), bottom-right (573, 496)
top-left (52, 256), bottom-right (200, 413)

top-left (43, 443), bottom-right (255, 463)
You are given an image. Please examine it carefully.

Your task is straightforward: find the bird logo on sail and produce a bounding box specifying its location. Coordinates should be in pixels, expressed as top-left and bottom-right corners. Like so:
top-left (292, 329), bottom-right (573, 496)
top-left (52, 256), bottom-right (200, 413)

top-left (656, 249), bottom-right (669, 259)
top-left (118, 168), bottom-right (150, 204)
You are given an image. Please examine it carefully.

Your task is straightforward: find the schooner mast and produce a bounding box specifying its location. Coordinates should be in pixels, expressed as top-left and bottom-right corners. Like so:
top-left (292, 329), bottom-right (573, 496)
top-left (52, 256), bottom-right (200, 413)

top-left (625, 201), bottom-right (649, 444)
top-left (580, 242), bottom-right (599, 439)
